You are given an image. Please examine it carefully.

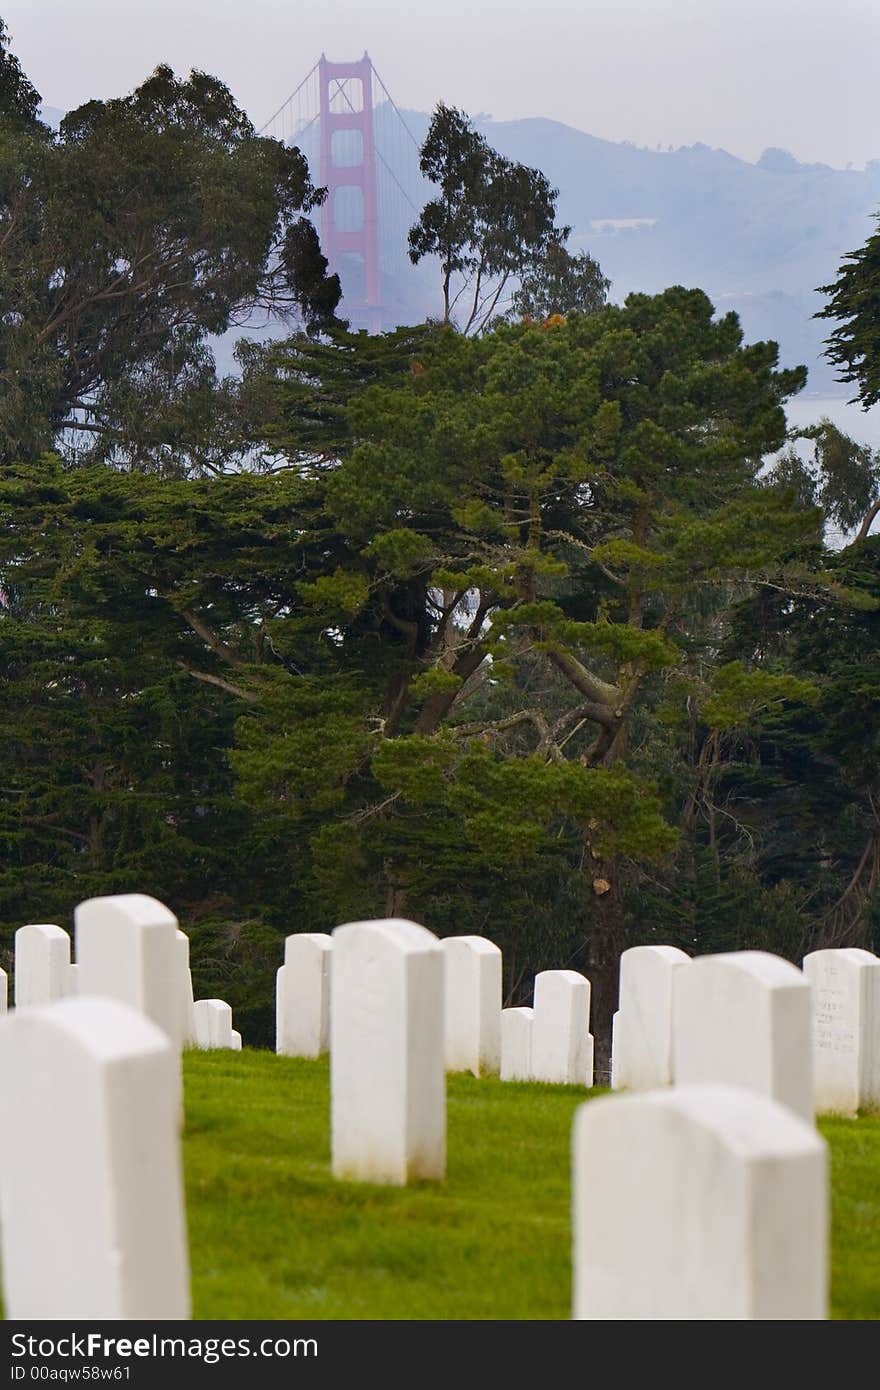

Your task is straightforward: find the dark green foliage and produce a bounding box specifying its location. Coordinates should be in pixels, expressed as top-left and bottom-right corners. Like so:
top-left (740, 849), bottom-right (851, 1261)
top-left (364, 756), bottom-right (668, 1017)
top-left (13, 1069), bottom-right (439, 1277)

top-left (817, 212), bottom-right (880, 408)
top-left (0, 43), bottom-right (339, 469)
top-left (225, 291), bottom-right (818, 1038)
top-left (665, 537), bottom-right (880, 956)
top-left (512, 241), bottom-right (610, 321)
top-left (0, 288), bottom-right (825, 1034)
top-left (0, 18), bottom-right (43, 129)
top-left (0, 456), bottom-right (305, 1014)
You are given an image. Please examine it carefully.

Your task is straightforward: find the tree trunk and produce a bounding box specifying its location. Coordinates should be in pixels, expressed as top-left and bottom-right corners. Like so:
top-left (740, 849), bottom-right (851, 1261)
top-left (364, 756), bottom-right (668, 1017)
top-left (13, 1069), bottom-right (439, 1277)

top-left (585, 844), bottom-right (623, 1085)
top-left (384, 868), bottom-right (408, 918)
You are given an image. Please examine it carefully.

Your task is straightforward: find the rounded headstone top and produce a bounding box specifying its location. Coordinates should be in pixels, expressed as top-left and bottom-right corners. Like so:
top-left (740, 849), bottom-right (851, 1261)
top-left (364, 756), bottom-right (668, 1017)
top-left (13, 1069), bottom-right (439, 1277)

top-left (440, 935), bottom-right (501, 957)
top-left (333, 918), bottom-right (440, 954)
top-left (15, 923), bottom-right (69, 942)
top-left (0, 995), bottom-right (172, 1063)
top-left (621, 944), bottom-right (691, 966)
top-left (576, 1082), bottom-right (826, 1158)
top-left (691, 950), bottom-right (806, 990)
top-left (804, 947), bottom-right (879, 969)
top-left (75, 894), bottom-right (179, 933)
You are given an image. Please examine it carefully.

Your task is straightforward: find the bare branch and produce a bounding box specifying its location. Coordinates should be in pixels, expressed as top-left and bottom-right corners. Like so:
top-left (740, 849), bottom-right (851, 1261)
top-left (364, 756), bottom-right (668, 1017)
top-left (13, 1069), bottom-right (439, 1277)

top-left (347, 790), bottom-right (402, 825)
top-left (452, 708), bottom-right (550, 742)
top-left (853, 494), bottom-right (880, 545)
top-left (178, 665), bottom-right (259, 704)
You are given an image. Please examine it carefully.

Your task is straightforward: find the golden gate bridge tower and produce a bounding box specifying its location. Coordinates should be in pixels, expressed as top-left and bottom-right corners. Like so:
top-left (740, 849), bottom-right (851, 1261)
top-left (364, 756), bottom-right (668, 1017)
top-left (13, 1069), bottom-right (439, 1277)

top-left (261, 53), bottom-right (424, 333)
top-left (319, 54), bottom-right (381, 333)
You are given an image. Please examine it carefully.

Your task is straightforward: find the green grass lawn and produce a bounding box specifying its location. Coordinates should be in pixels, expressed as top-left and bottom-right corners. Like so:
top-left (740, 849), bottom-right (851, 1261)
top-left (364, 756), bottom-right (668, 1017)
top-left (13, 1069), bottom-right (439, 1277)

top-left (183, 1048), bottom-right (880, 1320)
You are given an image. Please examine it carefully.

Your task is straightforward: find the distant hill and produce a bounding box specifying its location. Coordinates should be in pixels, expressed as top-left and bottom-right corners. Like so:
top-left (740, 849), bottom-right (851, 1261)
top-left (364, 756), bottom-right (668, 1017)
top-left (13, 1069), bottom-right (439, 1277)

top-left (39, 96), bottom-right (880, 393)
top-left (383, 111), bottom-right (880, 394)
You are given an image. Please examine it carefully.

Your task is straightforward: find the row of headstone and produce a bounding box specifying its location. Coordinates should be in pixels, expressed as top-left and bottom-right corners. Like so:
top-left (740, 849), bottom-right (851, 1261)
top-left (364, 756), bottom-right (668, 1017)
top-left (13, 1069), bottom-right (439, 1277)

top-left (318, 916), bottom-right (831, 1317)
top-left (611, 944), bottom-right (880, 1118)
top-left (325, 923), bottom-right (599, 1183)
top-left (0, 900), bottom-right (837, 1319)
top-left (275, 930), bottom-right (506, 1077)
top-left (276, 929), bottom-right (595, 1088)
top-left (0, 893), bottom-right (247, 1318)
top-left (499, 971), bottom-right (594, 1085)
top-left (0, 947), bottom-right (830, 1321)
top-left (277, 927), bottom-right (879, 1114)
top-left (10, 904), bottom-right (240, 1052)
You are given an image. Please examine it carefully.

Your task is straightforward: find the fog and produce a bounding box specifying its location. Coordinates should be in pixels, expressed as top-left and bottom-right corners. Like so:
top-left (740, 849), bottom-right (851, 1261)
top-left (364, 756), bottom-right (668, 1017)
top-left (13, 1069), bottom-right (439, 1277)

top-left (5, 0), bottom-right (879, 168)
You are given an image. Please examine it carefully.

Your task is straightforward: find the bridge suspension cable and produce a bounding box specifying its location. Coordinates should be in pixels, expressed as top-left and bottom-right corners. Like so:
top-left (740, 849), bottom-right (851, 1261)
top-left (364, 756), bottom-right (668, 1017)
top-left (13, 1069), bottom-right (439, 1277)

top-left (257, 56), bottom-right (430, 332)
top-left (258, 61), bottom-right (320, 137)
top-left (327, 73), bottom-right (421, 217)
top-left (370, 64), bottom-right (423, 153)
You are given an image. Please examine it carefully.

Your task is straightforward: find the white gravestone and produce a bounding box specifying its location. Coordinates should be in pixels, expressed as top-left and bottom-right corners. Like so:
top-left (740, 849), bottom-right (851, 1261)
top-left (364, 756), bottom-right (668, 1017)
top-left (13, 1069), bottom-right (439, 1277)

top-left (74, 894), bottom-right (182, 1047)
top-left (612, 945), bottom-right (690, 1091)
top-left (193, 999), bottom-right (238, 1050)
top-left (803, 948), bottom-right (880, 1115)
top-left (501, 1006), bottom-right (534, 1081)
top-left (331, 918), bottom-right (445, 1184)
top-left (573, 1083), bottom-right (827, 1320)
top-left (0, 968), bottom-right (7, 1012)
top-left (532, 969), bottom-right (594, 1086)
top-left (276, 933), bottom-right (332, 1058)
top-left (14, 923), bottom-right (75, 1008)
top-left (175, 930), bottom-right (196, 1046)
top-left (672, 950), bottom-right (813, 1122)
top-left (442, 935), bottom-right (502, 1076)
top-left (0, 997), bottom-right (190, 1320)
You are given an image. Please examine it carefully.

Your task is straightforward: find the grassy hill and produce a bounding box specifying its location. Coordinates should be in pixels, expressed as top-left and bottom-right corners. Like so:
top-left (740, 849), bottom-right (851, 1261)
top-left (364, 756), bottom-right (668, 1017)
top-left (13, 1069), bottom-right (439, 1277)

top-left (183, 1049), bottom-right (880, 1320)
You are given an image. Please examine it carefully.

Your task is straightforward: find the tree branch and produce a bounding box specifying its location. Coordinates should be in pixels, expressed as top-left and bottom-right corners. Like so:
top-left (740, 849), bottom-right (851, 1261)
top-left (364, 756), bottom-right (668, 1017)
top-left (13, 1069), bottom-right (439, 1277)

top-left (177, 610), bottom-right (245, 668)
top-left (474, 270), bottom-right (512, 334)
top-left (854, 494), bottom-right (880, 545)
top-left (544, 644), bottom-right (621, 711)
top-left (542, 700), bottom-right (618, 747)
top-left (452, 708), bottom-right (550, 742)
top-left (381, 591), bottom-right (420, 642)
top-left (178, 665), bottom-right (259, 703)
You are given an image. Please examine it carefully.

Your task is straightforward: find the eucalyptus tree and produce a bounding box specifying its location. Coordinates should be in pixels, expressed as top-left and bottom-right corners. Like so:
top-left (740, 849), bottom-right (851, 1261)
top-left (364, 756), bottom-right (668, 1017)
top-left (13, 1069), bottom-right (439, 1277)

top-left (0, 33), bottom-right (339, 470)
top-left (408, 104), bottom-right (564, 332)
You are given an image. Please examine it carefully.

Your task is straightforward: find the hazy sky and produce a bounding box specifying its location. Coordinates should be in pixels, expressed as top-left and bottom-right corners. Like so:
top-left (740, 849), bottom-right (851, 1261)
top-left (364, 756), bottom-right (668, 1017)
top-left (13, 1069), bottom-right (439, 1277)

top-left (4, 0), bottom-right (879, 168)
